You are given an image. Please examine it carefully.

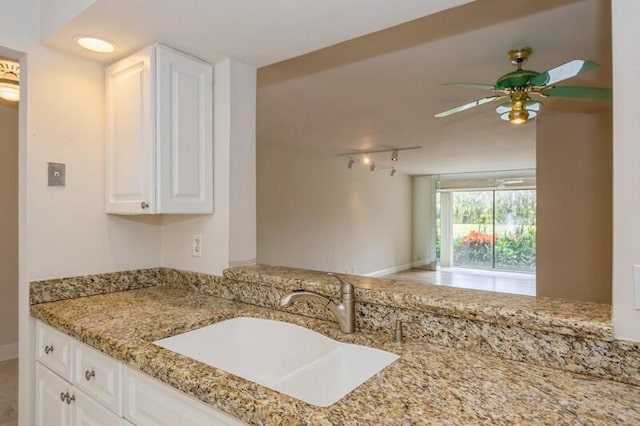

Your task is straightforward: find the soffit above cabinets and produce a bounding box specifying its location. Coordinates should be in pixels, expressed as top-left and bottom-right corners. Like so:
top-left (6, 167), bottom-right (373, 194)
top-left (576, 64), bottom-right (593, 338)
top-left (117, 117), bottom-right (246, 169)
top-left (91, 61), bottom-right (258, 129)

top-left (41, 0), bottom-right (473, 66)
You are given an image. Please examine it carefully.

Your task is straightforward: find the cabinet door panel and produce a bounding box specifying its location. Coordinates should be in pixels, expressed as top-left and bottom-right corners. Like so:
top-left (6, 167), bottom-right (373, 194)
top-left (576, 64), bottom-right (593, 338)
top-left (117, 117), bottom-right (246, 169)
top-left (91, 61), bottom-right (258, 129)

top-left (36, 363), bottom-right (71, 426)
top-left (72, 387), bottom-right (122, 426)
top-left (156, 46), bottom-right (213, 213)
top-left (123, 366), bottom-right (244, 426)
top-left (106, 47), bottom-right (155, 214)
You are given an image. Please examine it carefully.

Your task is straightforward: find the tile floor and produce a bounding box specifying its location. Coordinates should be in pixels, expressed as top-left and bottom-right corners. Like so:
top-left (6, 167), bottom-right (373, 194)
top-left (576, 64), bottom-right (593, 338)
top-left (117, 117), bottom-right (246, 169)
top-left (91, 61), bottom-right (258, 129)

top-left (385, 267), bottom-right (536, 296)
top-left (0, 358), bottom-right (18, 426)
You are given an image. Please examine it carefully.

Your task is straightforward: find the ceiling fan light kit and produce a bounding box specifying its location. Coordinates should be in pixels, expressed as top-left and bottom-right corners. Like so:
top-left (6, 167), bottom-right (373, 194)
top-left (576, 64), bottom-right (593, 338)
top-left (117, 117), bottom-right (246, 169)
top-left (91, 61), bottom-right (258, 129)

top-left (435, 47), bottom-right (612, 124)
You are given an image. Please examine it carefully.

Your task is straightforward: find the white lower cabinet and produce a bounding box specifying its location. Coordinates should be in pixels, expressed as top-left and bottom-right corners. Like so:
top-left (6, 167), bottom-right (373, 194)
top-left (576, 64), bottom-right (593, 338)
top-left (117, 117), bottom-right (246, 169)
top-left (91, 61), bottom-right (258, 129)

top-left (73, 387), bottom-right (124, 426)
top-left (123, 366), bottom-right (242, 426)
top-left (35, 320), bottom-right (245, 426)
top-left (36, 363), bottom-right (122, 426)
top-left (36, 362), bottom-right (71, 426)
top-left (74, 340), bottom-right (123, 416)
top-left (36, 319), bottom-right (73, 381)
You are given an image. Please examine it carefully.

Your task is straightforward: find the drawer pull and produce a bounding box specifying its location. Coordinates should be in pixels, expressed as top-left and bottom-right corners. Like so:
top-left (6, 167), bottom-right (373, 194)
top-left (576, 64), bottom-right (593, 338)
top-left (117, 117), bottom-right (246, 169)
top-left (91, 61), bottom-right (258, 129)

top-left (65, 393), bottom-right (76, 405)
top-left (85, 370), bottom-right (96, 381)
top-left (60, 392), bottom-right (66, 402)
top-left (44, 345), bottom-right (54, 354)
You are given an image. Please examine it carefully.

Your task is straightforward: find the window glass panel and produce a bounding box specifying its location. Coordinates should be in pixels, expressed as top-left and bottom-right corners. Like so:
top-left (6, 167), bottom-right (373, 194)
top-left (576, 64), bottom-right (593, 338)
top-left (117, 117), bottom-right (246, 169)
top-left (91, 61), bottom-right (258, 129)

top-left (452, 191), bottom-right (494, 269)
top-left (494, 190), bottom-right (536, 272)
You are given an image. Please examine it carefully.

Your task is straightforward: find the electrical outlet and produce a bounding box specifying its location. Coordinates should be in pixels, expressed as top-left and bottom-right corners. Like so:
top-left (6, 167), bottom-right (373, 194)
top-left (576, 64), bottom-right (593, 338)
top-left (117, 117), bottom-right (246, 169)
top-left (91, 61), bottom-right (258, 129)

top-left (192, 235), bottom-right (202, 257)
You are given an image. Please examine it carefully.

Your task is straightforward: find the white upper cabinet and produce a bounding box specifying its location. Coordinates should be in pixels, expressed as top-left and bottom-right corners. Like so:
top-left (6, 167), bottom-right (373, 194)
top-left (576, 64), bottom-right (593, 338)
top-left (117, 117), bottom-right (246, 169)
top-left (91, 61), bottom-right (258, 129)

top-left (105, 44), bottom-right (213, 214)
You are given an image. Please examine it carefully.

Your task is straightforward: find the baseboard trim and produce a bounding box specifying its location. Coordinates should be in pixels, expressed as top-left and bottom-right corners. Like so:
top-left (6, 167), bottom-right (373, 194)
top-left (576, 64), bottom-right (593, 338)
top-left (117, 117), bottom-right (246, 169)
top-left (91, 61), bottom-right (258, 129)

top-left (412, 260), bottom-right (430, 269)
top-left (0, 342), bottom-right (18, 361)
top-left (364, 262), bottom-right (415, 278)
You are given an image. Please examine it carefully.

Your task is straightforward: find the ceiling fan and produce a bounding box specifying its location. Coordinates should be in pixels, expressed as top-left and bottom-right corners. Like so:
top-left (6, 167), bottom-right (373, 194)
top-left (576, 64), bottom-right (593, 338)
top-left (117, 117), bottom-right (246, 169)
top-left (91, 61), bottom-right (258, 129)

top-left (434, 47), bottom-right (612, 124)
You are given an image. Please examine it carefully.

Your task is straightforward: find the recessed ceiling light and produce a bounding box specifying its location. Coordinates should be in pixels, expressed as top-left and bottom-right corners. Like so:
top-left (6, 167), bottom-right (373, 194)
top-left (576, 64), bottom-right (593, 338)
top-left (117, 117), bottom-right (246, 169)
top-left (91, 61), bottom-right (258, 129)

top-left (76, 36), bottom-right (116, 53)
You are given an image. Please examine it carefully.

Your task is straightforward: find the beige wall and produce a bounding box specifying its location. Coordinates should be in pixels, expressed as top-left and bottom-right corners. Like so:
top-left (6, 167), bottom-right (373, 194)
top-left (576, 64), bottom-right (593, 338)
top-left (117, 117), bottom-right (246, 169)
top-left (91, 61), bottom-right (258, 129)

top-left (26, 50), bottom-right (163, 281)
top-left (536, 111), bottom-right (612, 303)
top-left (257, 146), bottom-right (412, 276)
top-left (0, 102), bottom-right (18, 356)
top-left (612, 0), bottom-right (640, 341)
top-left (0, 1), bottom-right (158, 421)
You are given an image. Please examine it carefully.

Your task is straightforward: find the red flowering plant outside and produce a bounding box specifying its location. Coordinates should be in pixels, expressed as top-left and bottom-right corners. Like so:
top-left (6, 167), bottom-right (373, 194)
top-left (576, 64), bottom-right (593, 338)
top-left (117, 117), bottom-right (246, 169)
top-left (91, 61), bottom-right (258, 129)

top-left (454, 229), bottom-right (495, 264)
top-left (461, 230), bottom-right (497, 246)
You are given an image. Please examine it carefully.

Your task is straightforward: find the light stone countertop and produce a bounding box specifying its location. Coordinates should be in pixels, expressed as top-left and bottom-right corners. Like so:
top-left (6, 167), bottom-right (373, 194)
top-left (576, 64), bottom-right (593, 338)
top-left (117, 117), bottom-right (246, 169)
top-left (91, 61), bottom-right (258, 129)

top-left (225, 265), bottom-right (613, 340)
top-left (31, 286), bottom-right (639, 426)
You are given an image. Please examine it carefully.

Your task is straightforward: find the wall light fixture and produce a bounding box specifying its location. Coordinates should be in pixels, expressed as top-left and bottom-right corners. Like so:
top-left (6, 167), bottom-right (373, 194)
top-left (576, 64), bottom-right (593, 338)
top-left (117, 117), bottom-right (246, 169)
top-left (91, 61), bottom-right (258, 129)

top-left (0, 60), bottom-right (19, 102)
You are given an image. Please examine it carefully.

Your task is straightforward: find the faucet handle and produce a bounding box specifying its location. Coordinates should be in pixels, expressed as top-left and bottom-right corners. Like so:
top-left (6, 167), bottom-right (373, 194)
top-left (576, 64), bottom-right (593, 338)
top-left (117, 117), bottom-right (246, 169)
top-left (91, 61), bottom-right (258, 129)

top-left (327, 273), bottom-right (354, 294)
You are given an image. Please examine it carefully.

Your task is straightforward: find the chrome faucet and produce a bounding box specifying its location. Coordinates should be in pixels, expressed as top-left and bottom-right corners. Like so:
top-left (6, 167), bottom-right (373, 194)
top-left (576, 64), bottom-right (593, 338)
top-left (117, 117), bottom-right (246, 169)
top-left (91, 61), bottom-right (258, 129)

top-left (279, 273), bottom-right (355, 333)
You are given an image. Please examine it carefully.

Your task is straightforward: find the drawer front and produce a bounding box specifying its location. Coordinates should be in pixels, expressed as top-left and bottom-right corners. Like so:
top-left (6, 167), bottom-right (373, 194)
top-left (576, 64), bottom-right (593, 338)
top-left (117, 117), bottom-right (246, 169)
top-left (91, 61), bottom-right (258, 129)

top-left (123, 366), bottom-right (245, 426)
top-left (36, 321), bottom-right (74, 381)
top-left (74, 341), bottom-right (123, 416)
top-left (72, 387), bottom-right (122, 426)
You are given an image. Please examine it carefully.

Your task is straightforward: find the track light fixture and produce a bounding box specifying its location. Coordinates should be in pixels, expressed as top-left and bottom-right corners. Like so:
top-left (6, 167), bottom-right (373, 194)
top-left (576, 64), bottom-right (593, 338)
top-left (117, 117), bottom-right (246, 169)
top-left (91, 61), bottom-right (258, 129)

top-left (340, 146), bottom-right (419, 162)
top-left (341, 146), bottom-right (418, 177)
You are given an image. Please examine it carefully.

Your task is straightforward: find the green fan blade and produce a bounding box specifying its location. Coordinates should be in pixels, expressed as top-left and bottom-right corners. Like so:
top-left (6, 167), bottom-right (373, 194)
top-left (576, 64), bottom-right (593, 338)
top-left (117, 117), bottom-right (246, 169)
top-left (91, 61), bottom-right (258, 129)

top-left (444, 83), bottom-right (496, 90)
top-left (435, 96), bottom-right (503, 118)
top-left (543, 86), bottom-right (612, 100)
top-left (531, 60), bottom-right (599, 86)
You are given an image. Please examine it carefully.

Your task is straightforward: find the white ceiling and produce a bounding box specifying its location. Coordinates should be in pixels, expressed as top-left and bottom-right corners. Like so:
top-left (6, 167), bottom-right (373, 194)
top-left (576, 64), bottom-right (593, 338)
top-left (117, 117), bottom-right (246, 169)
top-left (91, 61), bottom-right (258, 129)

top-left (42, 0), bottom-right (472, 66)
top-left (45, 0), bottom-right (612, 177)
top-left (257, 0), bottom-right (612, 175)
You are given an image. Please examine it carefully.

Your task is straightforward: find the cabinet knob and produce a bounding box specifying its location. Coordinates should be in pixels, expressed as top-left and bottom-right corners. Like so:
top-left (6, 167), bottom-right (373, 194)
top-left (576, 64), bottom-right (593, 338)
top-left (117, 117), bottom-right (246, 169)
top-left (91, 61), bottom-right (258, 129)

top-left (66, 393), bottom-right (76, 405)
top-left (85, 370), bottom-right (96, 381)
top-left (44, 345), bottom-right (54, 354)
top-left (141, 200), bottom-right (150, 210)
top-left (59, 392), bottom-right (75, 404)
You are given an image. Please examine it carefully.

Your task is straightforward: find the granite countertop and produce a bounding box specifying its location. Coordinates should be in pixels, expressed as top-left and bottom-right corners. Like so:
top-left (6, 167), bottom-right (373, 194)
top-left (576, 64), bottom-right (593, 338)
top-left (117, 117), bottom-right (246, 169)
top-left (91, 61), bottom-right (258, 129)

top-left (31, 286), bottom-right (640, 425)
top-left (225, 265), bottom-right (613, 341)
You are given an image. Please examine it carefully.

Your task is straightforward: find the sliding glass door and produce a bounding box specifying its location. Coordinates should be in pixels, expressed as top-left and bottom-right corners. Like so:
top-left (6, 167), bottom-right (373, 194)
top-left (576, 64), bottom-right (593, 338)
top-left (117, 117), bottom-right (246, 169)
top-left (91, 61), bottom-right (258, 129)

top-left (452, 191), bottom-right (494, 269)
top-left (446, 189), bottom-right (536, 273)
top-left (494, 190), bottom-right (536, 272)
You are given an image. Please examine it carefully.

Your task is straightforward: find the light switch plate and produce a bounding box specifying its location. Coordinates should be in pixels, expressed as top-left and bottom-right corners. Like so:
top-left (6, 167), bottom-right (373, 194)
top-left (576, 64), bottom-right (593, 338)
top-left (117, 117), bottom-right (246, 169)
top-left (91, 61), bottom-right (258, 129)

top-left (48, 162), bottom-right (66, 187)
top-left (634, 265), bottom-right (640, 310)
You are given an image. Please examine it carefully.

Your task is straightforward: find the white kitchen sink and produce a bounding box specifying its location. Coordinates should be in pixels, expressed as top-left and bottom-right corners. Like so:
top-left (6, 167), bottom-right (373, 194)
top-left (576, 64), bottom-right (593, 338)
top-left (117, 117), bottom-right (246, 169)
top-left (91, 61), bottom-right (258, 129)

top-left (153, 317), bottom-right (399, 407)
